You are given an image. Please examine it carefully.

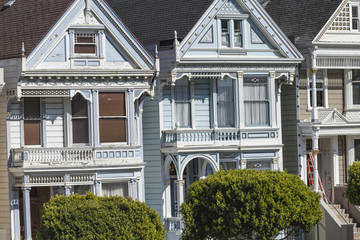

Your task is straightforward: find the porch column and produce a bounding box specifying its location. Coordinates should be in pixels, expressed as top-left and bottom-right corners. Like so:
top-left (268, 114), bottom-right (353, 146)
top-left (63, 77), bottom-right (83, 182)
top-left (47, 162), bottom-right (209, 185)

top-left (175, 179), bottom-right (185, 216)
top-left (164, 179), bottom-right (172, 218)
top-left (12, 188), bottom-right (20, 240)
top-left (22, 187), bottom-right (32, 240)
top-left (312, 127), bottom-right (320, 192)
top-left (94, 180), bottom-right (101, 196)
top-left (64, 186), bottom-right (71, 196)
top-left (130, 179), bottom-right (137, 200)
top-left (240, 158), bottom-right (246, 169)
top-left (311, 67), bottom-right (318, 121)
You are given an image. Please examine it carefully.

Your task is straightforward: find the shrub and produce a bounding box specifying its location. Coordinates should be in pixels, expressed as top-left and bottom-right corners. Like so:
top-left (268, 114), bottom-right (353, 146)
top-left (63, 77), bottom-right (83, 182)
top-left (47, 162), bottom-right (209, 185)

top-left (37, 192), bottom-right (165, 240)
top-left (180, 169), bottom-right (322, 240)
top-left (346, 161), bottom-right (360, 205)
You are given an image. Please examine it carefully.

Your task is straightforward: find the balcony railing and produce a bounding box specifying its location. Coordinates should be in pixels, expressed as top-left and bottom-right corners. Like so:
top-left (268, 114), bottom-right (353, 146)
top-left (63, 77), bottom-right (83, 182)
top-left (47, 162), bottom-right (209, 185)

top-left (11, 146), bottom-right (142, 168)
top-left (164, 217), bottom-right (184, 232)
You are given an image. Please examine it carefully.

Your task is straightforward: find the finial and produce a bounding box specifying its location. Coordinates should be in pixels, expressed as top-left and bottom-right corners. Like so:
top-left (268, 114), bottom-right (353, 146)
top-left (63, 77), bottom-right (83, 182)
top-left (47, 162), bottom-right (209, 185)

top-left (21, 42), bottom-right (25, 56)
top-left (174, 30), bottom-right (178, 40)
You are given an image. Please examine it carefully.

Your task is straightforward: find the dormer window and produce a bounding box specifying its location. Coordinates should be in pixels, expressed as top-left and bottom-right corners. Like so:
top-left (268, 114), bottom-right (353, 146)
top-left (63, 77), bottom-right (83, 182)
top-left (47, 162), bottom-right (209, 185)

top-left (352, 5), bottom-right (360, 30)
top-left (219, 19), bottom-right (243, 48)
top-left (74, 33), bottom-right (97, 55)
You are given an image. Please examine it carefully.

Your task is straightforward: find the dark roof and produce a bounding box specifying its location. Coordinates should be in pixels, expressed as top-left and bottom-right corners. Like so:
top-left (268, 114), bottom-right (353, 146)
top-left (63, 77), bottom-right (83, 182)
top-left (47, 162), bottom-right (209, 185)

top-left (0, 0), bottom-right (74, 60)
top-left (105, 0), bottom-right (214, 46)
top-left (262, 0), bottom-right (343, 43)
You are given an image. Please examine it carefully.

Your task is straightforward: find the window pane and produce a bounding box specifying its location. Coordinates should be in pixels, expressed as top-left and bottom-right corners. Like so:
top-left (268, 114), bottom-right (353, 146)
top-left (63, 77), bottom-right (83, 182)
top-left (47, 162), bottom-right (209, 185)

top-left (24, 120), bottom-right (41, 145)
top-left (353, 83), bottom-right (360, 104)
top-left (175, 103), bottom-right (191, 127)
top-left (24, 98), bottom-right (40, 119)
top-left (77, 37), bottom-right (94, 43)
top-left (72, 94), bottom-right (88, 117)
top-left (217, 78), bottom-right (234, 127)
top-left (353, 6), bottom-right (358, 17)
top-left (73, 119), bottom-right (89, 144)
top-left (74, 185), bottom-right (90, 195)
top-left (102, 182), bottom-right (128, 197)
top-left (355, 139), bottom-right (360, 162)
top-left (74, 45), bottom-right (96, 54)
top-left (99, 118), bottom-right (126, 143)
top-left (234, 20), bottom-right (242, 47)
top-left (221, 20), bottom-right (230, 47)
top-left (220, 162), bottom-right (236, 170)
top-left (175, 80), bottom-right (191, 127)
top-left (99, 93), bottom-right (126, 117)
top-left (353, 20), bottom-right (359, 30)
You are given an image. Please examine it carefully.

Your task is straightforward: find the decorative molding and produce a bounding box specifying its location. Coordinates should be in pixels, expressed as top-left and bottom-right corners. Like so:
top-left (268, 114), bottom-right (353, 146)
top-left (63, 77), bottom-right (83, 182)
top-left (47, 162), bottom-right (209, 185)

top-left (22, 89), bottom-right (70, 97)
top-left (175, 64), bottom-right (297, 72)
top-left (251, 27), bottom-right (264, 44)
top-left (310, 68), bottom-right (318, 75)
top-left (199, 26), bottom-right (214, 43)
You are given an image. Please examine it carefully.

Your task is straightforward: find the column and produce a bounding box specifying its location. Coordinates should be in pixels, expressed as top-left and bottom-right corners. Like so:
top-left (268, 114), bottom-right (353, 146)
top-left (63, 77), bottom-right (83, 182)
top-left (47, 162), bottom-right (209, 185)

top-left (130, 179), bottom-right (137, 200)
top-left (128, 89), bottom-right (135, 146)
top-left (22, 187), bottom-right (32, 240)
top-left (163, 179), bottom-right (172, 218)
top-left (94, 180), bottom-right (101, 197)
top-left (312, 127), bottom-right (320, 192)
top-left (311, 68), bottom-right (318, 121)
top-left (64, 186), bottom-right (71, 196)
top-left (92, 90), bottom-right (99, 147)
top-left (175, 179), bottom-right (185, 216)
top-left (12, 188), bottom-right (20, 240)
top-left (240, 158), bottom-right (246, 169)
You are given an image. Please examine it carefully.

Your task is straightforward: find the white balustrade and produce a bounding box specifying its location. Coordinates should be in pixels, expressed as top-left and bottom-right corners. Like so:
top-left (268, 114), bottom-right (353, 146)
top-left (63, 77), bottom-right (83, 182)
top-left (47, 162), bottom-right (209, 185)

top-left (164, 217), bottom-right (184, 232)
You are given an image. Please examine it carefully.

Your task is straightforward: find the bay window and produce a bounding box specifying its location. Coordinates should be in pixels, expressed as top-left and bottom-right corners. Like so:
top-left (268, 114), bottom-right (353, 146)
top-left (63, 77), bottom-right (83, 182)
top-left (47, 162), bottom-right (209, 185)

top-left (71, 93), bottom-right (89, 144)
top-left (217, 78), bottom-right (235, 127)
top-left (352, 69), bottom-right (360, 104)
top-left (99, 92), bottom-right (126, 143)
top-left (174, 79), bottom-right (191, 128)
top-left (244, 77), bottom-right (269, 126)
top-left (24, 97), bottom-right (41, 145)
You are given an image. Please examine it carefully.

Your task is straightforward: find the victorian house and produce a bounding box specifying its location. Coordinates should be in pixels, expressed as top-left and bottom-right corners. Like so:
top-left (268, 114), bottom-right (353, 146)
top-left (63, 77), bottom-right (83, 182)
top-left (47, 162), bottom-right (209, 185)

top-left (264, 0), bottom-right (360, 239)
top-left (113, 0), bottom-right (302, 238)
top-left (0, 0), bottom-right (156, 239)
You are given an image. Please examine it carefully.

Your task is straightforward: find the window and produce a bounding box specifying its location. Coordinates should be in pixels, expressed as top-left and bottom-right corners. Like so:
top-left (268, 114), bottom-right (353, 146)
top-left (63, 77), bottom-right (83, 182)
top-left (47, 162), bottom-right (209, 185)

top-left (99, 92), bottom-right (126, 143)
top-left (309, 70), bottom-right (324, 107)
top-left (352, 5), bottom-right (360, 30)
top-left (243, 77), bottom-right (269, 126)
top-left (24, 98), bottom-right (41, 145)
top-left (174, 79), bottom-right (191, 127)
top-left (353, 70), bottom-right (360, 104)
top-left (220, 19), bottom-right (243, 48)
top-left (355, 139), bottom-right (360, 162)
top-left (221, 20), bottom-right (230, 47)
top-left (246, 159), bottom-right (272, 170)
top-left (217, 78), bottom-right (234, 127)
top-left (102, 182), bottom-right (128, 197)
top-left (71, 93), bottom-right (89, 144)
top-left (74, 33), bottom-right (97, 54)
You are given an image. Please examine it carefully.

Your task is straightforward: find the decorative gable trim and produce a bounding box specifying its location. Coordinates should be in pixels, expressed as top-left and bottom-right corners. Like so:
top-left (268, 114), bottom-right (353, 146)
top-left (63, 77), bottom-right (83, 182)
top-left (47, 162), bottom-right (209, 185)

top-left (178, 0), bottom-right (302, 59)
top-left (26, 0), bottom-right (154, 71)
top-left (314, 0), bottom-right (349, 42)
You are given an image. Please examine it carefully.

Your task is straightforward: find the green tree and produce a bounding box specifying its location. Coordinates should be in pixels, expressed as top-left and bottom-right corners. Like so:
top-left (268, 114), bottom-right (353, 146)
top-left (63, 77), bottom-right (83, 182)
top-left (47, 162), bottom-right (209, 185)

top-left (180, 169), bottom-right (322, 240)
top-left (37, 192), bottom-right (165, 240)
top-left (346, 161), bottom-right (360, 205)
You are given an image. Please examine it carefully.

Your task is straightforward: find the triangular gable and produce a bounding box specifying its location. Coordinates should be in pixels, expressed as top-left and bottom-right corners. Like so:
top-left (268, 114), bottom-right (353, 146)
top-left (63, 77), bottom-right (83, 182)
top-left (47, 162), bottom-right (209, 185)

top-left (27, 0), bottom-right (154, 71)
top-left (314, 0), bottom-right (350, 42)
top-left (178, 0), bottom-right (302, 60)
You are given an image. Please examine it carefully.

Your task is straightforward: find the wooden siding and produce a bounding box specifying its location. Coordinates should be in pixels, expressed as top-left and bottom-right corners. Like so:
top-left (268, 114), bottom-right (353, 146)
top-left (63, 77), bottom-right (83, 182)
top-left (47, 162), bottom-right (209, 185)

top-left (281, 84), bottom-right (298, 174)
top-left (298, 69), bottom-right (311, 120)
top-left (194, 79), bottom-right (211, 129)
top-left (10, 101), bottom-right (21, 149)
top-left (162, 85), bottom-right (172, 130)
top-left (142, 95), bottom-right (162, 217)
top-left (327, 69), bottom-right (344, 113)
top-left (45, 98), bottom-right (64, 147)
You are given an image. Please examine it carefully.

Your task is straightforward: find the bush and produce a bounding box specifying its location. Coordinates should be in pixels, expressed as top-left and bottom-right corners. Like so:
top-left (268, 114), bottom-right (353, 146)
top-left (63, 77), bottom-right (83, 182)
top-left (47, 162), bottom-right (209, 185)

top-left (180, 169), bottom-right (322, 240)
top-left (346, 161), bottom-right (360, 205)
top-left (37, 192), bottom-right (165, 240)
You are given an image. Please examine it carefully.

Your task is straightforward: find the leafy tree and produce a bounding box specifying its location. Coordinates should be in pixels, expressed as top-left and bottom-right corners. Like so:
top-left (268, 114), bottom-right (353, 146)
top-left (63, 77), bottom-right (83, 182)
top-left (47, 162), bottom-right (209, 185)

top-left (37, 192), bottom-right (165, 240)
top-left (180, 169), bottom-right (322, 240)
top-left (346, 161), bottom-right (360, 205)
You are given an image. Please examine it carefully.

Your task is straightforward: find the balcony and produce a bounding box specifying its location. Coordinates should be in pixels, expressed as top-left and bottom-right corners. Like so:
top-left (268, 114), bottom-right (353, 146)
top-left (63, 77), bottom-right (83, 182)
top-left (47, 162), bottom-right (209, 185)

top-left (162, 128), bottom-right (279, 150)
top-left (11, 146), bottom-right (142, 168)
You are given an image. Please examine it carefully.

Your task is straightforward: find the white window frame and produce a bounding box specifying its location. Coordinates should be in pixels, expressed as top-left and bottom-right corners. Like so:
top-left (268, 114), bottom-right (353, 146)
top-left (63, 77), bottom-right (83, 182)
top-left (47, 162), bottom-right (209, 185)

top-left (70, 93), bottom-right (91, 146)
top-left (215, 77), bottom-right (236, 128)
top-left (217, 16), bottom-right (247, 49)
top-left (171, 78), bottom-right (194, 129)
top-left (306, 69), bottom-right (328, 110)
top-left (351, 4), bottom-right (360, 31)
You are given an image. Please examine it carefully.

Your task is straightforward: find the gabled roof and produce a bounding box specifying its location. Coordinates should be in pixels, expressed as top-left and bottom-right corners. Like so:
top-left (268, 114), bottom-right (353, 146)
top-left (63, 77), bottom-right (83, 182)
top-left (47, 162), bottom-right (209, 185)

top-left (105, 0), bottom-right (214, 46)
top-left (0, 0), bottom-right (74, 60)
top-left (262, 0), bottom-right (343, 43)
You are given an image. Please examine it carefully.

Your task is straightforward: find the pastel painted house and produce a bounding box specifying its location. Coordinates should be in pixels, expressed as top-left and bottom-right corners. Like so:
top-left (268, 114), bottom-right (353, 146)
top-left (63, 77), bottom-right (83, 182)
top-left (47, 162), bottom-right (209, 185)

top-left (114, 0), bottom-right (303, 237)
top-left (0, 0), bottom-right (156, 239)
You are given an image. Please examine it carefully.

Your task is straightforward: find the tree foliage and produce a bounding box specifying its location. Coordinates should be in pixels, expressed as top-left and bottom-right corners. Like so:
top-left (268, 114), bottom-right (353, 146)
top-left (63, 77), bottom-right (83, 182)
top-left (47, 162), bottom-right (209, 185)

top-left (180, 169), bottom-right (322, 240)
top-left (346, 161), bottom-right (360, 205)
top-left (37, 192), bottom-right (165, 240)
